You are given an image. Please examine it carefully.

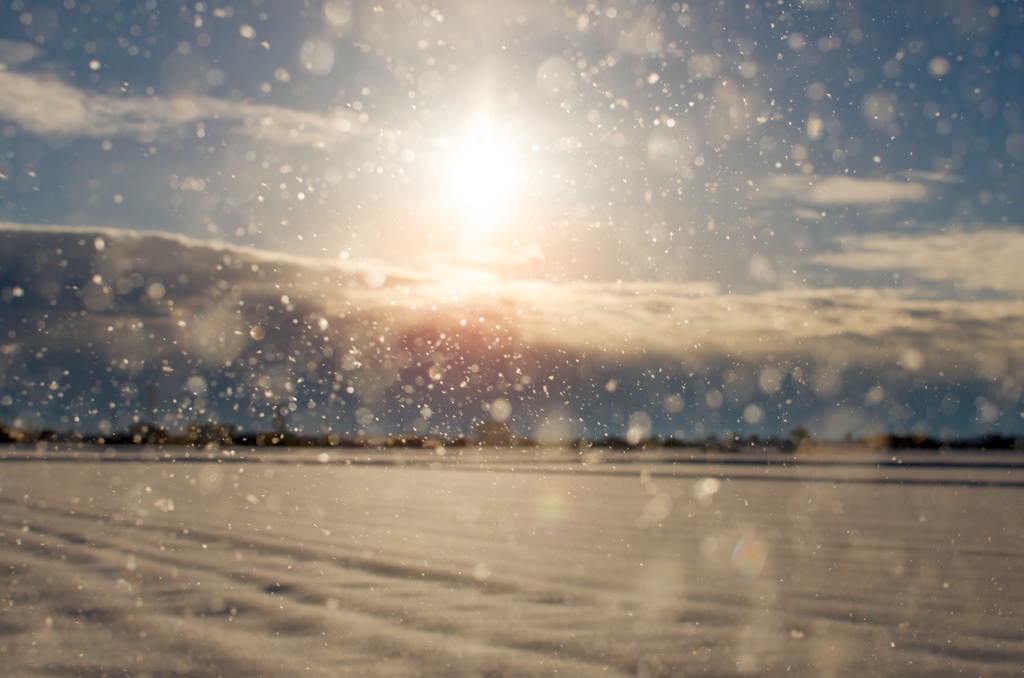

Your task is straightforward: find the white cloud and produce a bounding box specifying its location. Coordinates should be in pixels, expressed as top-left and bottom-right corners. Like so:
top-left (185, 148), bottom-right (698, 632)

top-left (0, 39), bottom-right (39, 66)
top-left (756, 174), bottom-right (937, 207)
top-left (813, 228), bottom-right (1024, 297)
top-left (0, 69), bottom-right (366, 147)
top-left (897, 170), bottom-right (963, 184)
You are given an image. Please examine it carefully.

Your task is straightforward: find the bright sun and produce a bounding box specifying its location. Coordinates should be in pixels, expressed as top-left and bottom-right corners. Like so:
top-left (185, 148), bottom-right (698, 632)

top-left (446, 130), bottom-right (518, 230)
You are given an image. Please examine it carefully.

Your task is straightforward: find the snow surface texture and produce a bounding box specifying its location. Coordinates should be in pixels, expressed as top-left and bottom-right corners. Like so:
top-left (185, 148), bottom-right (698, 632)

top-left (1, 450), bottom-right (1023, 676)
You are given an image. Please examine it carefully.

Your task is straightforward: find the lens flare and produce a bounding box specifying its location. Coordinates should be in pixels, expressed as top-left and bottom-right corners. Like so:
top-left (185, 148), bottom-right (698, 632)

top-left (731, 536), bottom-right (767, 582)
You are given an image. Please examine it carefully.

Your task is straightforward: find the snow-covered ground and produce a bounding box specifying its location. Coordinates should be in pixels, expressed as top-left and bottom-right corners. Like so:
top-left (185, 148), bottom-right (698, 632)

top-left (2, 448), bottom-right (1023, 676)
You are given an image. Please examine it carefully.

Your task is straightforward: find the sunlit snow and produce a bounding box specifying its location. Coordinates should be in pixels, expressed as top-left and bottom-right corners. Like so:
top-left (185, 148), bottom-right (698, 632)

top-left (1, 449), bottom-right (1022, 676)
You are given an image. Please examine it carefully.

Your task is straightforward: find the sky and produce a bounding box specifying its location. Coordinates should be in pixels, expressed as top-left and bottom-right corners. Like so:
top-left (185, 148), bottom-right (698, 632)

top-left (1, 1), bottom-right (1023, 441)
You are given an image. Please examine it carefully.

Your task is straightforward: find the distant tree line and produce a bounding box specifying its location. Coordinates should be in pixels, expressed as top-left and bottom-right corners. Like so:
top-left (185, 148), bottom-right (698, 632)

top-left (2, 419), bottom-right (1023, 452)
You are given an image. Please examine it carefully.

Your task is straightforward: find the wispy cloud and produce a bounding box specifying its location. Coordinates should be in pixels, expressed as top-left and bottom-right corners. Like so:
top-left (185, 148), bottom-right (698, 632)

top-left (0, 67), bottom-right (366, 147)
top-left (0, 39), bottom-right (38, 66)
top-left (812, 228), bottom-right (1024, 297)
top-left (483, 280), bottom-right (1024, 378)
top-left (755, 174), bottom-right (940, 207)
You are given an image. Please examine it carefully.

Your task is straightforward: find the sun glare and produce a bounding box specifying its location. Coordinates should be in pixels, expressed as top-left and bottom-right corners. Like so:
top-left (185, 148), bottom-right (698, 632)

top-left (446, 130), bottom-right (518, 230)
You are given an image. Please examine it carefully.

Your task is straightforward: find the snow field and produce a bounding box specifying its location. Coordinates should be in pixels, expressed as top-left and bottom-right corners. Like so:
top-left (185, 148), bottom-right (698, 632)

top-left (1, 455), bottom-right (1023, 676)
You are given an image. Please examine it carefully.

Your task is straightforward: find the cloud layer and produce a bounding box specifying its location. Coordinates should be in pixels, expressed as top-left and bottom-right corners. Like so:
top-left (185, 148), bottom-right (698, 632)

top-left (2, 225), bottom-right (1021, 441)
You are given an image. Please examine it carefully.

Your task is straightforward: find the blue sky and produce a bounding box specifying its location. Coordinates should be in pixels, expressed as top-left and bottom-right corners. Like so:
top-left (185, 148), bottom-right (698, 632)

top-left (1, 1), bottom-right (1023, 440)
